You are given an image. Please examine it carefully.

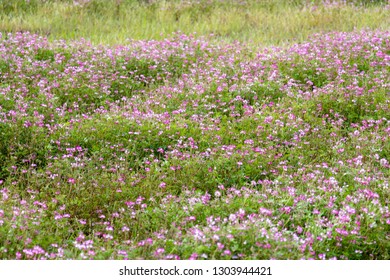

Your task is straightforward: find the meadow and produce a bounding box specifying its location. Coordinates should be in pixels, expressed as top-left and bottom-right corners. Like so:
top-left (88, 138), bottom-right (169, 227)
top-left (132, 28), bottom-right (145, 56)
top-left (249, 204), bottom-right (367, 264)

top-left (1, 0), bottom-right (390, 46)
top-left (0, 0), bottom-right (389, 260)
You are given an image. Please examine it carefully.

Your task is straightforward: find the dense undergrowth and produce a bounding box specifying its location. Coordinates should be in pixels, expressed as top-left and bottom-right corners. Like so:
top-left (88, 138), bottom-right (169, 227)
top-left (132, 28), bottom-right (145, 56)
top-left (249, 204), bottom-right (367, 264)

top-left (0, 29), bottom-right (389, 259)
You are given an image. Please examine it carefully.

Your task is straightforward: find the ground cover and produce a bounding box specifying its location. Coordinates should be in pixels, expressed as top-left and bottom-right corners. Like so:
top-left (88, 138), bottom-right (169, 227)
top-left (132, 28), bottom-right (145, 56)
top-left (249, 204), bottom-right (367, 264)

top-left (0, 28), bottom-right (389, 259)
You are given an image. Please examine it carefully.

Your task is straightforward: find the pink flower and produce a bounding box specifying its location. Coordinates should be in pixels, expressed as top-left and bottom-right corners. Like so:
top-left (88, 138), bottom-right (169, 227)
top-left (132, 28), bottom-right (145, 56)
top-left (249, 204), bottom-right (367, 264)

top-left (189, 253), bottom-right (198, 260)
top-left (88, 250), bottom-right (96, 256)
top-left (264, 116), bottom-right (273, 124)
top-left (229, 214), bottom-right (237, 222)
top-left (223, 250), bottom-right (231, 256)
top-left (118, 250), bottom-right (128, 257)
top-left (280, 206), bottom-right (291, 214)
top-left (226, 234), bottom-right (234, 240)
top-left (154, 248), bottom-right (165, 256)
top-left (259, 208), bottom-right (273, 216)
top-left (146, 238), bottom-right (153, 245)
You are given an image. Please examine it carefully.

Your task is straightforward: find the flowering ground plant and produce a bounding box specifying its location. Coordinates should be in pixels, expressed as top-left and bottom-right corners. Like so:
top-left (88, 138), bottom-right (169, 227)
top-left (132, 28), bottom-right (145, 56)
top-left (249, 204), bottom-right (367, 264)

top-left (0, 30), bottom-right (389, 259)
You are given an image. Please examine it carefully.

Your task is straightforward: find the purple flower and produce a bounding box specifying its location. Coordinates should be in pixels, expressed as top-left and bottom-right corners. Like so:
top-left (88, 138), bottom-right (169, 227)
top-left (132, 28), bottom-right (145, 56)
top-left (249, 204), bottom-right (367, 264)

top-left (154, 248), bottom-right (165, 256)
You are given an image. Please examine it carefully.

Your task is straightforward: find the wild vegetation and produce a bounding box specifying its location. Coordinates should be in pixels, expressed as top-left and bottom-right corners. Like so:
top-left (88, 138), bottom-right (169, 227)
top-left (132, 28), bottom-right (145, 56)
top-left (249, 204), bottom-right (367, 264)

top-left (0, 0), bottom-right (389, 46)
top-left (0, 0), bottom-right (389, 260)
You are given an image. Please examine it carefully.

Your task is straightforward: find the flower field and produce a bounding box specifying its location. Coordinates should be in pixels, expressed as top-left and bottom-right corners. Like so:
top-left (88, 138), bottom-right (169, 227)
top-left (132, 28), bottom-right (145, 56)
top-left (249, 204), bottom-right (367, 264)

top-left (0, 30), bottom-right (389, 259)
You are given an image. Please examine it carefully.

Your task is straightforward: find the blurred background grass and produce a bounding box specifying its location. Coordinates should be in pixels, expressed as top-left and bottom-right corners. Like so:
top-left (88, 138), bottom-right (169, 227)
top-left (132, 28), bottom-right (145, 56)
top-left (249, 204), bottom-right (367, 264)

top-left (0, 0), bottom-right (389, 46)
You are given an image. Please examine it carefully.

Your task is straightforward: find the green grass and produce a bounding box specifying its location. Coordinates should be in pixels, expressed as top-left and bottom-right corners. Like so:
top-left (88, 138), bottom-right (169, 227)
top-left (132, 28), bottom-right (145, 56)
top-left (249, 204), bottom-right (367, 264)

top-left (0, 0), bottom-right (389, 46)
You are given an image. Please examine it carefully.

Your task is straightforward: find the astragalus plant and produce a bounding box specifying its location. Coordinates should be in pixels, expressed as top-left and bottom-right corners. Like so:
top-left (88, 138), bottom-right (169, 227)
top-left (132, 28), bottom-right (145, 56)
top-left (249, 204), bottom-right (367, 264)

top-left (0, 30), bottom-right (389, 259)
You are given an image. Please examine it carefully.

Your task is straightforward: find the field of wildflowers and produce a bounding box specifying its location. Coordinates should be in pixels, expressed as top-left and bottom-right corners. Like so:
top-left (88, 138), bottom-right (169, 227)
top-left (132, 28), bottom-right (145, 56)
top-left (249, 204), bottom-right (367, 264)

top-left (0, 29), bottom-right (389, 260)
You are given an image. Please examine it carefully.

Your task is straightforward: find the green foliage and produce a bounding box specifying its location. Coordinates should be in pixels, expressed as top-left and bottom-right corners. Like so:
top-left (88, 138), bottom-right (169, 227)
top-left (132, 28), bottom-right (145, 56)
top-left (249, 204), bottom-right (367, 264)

top-left (0, 0), bottom-right (39, 15)
top-left (0, 122), bottom-right (50, 181)
top-left (109, 58), bottom-right (163, 99)
top-left (0, 123), bottom-right (11, 179)
top-left (35, 48), bottom-right (56, 62)
top-left (56, 116), bottom-right (205, 169)
top-left (0, 59), bottom-right (10, 76)
top-left (351, 0), bottom-right (389, 6)
top-left (308, 88), bottom-right (389, 126)
top-left (0, 94), bottom-right (15, 112)
top-left (55, 85), bottom-right (105, 110)
top-left (246, 81), bottom-right (285, 104)
top-left (279, 60), bottom-right (330, 88)
top-left (110, 55), bottom-right (192, 100)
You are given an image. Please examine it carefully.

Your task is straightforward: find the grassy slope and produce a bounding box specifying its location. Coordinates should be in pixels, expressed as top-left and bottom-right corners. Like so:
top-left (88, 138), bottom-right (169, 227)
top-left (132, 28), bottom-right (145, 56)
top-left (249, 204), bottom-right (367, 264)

top-left (0, 0), bottom-right (389, 46)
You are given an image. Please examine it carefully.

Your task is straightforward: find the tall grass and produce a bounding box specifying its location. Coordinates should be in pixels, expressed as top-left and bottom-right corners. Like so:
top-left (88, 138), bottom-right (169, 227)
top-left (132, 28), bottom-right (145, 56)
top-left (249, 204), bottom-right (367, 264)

top-left (0, 0), bottom-right (389, 46)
